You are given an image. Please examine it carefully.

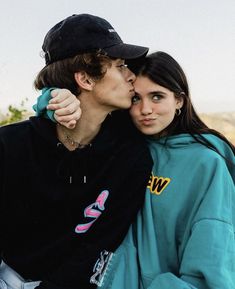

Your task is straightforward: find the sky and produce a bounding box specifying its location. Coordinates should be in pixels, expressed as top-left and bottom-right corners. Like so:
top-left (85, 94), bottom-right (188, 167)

top-left (0, 0), bottom-right (234, 113)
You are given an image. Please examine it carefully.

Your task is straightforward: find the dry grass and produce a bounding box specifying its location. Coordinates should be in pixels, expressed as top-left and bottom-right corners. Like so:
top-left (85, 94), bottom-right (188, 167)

top-left (200, 112), bottom-right (235, 145)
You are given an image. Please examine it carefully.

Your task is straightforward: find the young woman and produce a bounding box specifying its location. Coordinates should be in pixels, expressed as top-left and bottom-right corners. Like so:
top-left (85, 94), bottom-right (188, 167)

top-left (0, 14), bottom-right (152, 289)
top-left (99, 52), bottom-right (235, 289)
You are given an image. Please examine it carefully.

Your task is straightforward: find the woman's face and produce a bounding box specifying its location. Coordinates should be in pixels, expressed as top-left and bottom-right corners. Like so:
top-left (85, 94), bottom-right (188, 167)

top-left (130, 76), bottom-right (183, 137)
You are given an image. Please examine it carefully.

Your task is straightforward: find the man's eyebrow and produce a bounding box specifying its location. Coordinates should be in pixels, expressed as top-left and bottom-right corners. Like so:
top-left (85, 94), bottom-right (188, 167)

top-left (116, 59), bottom-right (125, 64)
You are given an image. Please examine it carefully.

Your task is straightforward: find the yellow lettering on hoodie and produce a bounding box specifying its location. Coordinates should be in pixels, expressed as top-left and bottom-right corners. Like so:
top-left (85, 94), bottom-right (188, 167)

top-left (147, 173), bottom-right (171, 195)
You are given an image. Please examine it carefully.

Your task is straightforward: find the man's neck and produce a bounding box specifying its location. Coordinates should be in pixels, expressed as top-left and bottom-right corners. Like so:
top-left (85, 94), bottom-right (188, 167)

top-left (57, 103), bottom-right (110, 151)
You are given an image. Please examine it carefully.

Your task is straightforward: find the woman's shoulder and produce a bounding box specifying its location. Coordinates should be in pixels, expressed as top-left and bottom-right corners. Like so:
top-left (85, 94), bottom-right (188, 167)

top-left (155, 133), bottom-right (234, 169)
top-left (192, 134), bottom-right (235, 183)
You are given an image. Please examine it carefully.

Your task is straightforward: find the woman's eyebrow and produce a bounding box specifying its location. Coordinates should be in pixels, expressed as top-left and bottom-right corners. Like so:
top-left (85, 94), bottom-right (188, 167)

top-left (148, 91), bottom-right (166, 96)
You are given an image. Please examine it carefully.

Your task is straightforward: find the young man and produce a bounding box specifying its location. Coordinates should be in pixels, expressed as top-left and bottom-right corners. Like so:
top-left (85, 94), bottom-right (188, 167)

top-left (0, 14), bottom-right (152, 289)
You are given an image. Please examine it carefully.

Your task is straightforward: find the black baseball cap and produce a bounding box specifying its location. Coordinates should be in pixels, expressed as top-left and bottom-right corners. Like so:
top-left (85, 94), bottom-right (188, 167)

top-left (42, 14), bottom-right (149, 65)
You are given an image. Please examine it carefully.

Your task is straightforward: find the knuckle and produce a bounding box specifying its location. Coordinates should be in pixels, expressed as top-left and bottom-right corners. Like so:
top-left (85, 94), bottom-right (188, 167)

top-left (66, 107), bottom-right (74, 114)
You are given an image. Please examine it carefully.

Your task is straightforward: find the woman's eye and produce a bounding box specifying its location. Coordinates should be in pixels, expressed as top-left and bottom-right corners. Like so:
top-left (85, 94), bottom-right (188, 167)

top-left (152, 94), bottom-right (162, 101)
top-left (132, 95), bottom-right (140, 103)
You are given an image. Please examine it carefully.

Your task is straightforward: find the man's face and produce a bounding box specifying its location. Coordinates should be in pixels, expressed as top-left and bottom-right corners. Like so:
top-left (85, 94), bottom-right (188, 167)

top-left (92, 59), bottom-right (136, 110)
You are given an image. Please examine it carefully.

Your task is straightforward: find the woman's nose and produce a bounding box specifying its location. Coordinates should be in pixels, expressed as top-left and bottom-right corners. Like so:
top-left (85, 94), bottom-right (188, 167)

top-left (141, 100), bottom-right (152, 115)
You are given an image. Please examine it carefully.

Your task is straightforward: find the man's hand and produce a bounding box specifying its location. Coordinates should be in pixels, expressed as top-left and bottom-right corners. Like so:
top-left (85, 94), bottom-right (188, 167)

top-left (47, 89), bottom-right (81, 129)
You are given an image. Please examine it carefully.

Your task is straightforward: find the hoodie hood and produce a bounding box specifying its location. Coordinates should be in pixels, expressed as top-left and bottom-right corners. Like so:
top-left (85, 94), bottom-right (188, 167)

top-left (29, 116), bottom-right (59, 147)
top-left (29, 115), bottom-right (118, 152)
top-left (29, 116), bottom-right (95, 185)
top-left (148, 133), bottom-right (235, 184)
top-left (148, 134), bottom-right (197, 148)
top-left (28, 114), bottom-right (136, 185)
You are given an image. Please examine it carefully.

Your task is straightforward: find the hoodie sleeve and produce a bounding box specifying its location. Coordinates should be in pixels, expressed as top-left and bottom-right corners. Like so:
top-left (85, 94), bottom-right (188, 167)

top-left (142, 157), bottom-right (235, 289)
top-left (145, 221), bottom-right (235, 289)
top-left (32, 87), bottom-right (56, 122)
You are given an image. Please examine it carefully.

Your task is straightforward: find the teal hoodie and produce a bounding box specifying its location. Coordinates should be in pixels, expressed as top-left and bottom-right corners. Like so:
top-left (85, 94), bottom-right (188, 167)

top-left (99, 134), bottom-right (235, 289)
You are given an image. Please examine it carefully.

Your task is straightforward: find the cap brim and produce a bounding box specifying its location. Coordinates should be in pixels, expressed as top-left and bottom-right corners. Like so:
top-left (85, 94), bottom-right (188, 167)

top-left (103, 43), bottom-right (148, 60)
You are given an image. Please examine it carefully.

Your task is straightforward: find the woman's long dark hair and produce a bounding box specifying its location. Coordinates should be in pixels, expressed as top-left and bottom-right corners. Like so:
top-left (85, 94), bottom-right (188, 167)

top-left (136, 51), bottom-right (235, 154)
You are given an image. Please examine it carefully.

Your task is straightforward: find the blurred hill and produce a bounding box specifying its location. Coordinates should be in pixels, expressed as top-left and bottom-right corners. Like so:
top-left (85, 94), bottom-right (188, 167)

top-left (0, 107), bottom-right (234, 145)
top-left (200, 111), bottom-right (235, 145)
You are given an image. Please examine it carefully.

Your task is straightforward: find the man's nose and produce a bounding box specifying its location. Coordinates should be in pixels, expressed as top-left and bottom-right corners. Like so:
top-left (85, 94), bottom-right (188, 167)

top-left (126, 68), bottom-right (136, 83)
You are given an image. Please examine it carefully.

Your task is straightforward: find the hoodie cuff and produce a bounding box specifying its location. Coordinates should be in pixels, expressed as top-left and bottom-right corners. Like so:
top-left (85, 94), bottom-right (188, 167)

top-left (33, 87), bottom-right (57, 123)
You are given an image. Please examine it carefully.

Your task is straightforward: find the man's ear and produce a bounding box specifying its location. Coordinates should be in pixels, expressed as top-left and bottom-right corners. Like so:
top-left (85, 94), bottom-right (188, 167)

top-left (74, 72), bottom-right (95, 91)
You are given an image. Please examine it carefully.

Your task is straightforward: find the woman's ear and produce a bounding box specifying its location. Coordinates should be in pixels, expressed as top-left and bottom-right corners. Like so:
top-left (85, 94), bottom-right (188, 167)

top-left (74, 72), bottom-right (95, 91)
top-left (176, 95), bottom-right (184, 109)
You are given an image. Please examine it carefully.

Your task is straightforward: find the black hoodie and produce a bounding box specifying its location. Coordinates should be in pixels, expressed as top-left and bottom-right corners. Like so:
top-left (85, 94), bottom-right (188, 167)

top-left (0, 111), bottom-right (152, 289)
